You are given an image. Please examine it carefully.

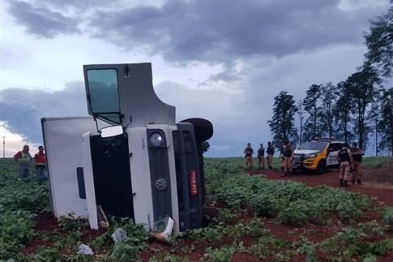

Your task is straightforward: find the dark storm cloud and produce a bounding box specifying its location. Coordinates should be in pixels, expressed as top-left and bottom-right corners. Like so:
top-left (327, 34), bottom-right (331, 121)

top-left (38, 0), bottom-right (114, 8)
top-left (8, 1), bottom-right (81, 38)
top-left (2, 102), bottom-right (40, 141)
top-left (88, 0), bottom-right (384, 63)
top-left (1, 83), bottom-right (88, 142)
top-left (6, 0), bottom-right (387, 63)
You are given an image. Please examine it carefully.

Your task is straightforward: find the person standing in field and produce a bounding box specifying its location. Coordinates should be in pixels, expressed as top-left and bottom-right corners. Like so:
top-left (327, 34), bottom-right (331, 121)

top-left (337, 145), bottom-right (353, 187)
top-left (257, 143), bottom-right (265, 170)
top-left (281, 141), bottom-right (293, 177)
top-left (266, 141), bottom-right (275, 169)
top-left (34, 145), bottom-right (48, 181)
top-left (350, 142), bottom-right (364, 185)
top-left (14, 145), bottom-right (33, 179)
top-left (243, 143), bottom-right (254, 169)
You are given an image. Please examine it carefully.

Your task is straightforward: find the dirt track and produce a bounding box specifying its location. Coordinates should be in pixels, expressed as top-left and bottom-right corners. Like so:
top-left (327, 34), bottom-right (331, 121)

top-left (250, 169), bottom-right (393, 207)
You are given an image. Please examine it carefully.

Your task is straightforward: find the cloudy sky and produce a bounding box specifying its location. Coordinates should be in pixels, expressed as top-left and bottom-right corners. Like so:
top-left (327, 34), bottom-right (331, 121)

top-left (0, 0), bottom-right (390, 157)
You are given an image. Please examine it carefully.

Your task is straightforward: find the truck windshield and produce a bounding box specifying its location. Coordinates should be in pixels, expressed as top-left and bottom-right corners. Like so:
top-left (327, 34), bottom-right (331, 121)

top-left (86, 69), bottom-right (121, 124)
top-left (298, 141), bottom-right (328, 151)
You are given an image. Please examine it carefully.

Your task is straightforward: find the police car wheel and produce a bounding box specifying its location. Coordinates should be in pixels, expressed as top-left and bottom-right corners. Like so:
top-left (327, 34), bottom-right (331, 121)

top-left (316, 160), bottom-right (326, 175)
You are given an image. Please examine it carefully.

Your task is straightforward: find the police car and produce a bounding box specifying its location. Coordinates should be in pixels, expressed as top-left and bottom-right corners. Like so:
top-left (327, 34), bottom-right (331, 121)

top-left (292, 137), bottom-right (349, 174)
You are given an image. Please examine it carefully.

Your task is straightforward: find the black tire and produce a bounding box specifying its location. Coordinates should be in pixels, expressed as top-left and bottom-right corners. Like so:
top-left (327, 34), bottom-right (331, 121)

top-left (316, 160), bottom-right (326, 175)
top-left (180, 118), bottom-right (213, 142)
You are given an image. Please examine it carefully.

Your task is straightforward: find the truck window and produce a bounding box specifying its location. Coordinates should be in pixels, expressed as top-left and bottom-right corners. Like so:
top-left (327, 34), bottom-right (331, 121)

top-left (86, 69), bottom-right (121, 124)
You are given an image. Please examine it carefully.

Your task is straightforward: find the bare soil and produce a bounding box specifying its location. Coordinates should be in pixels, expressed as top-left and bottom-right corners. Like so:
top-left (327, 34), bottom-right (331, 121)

top-left (254, 168), bottom-right (393, 207)
top-left (27, 166), bottom-right (393, 261)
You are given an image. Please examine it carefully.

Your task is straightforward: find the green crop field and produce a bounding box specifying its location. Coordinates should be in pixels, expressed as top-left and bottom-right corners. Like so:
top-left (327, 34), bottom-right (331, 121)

top-left (1, 157), bottom-right (393, 261)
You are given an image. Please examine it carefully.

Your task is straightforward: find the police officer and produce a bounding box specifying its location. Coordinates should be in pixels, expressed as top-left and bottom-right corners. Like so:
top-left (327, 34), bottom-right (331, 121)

top-left (266, 141), bottom-right (275, 170)
top-left (350, 142), bottom-right (364, 185)
top-left (281, 141), bottom-right (293, 177)
top-left (337, 145), bottom-right (353, 187)
top-left (257, 143), bottom-right (265, 170)
top-left (243, 143), bottom-right (254, 170)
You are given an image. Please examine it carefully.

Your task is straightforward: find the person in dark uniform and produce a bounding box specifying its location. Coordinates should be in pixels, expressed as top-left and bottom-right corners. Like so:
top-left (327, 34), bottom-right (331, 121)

top-left (257, 143), bottom-right (265, 170)
top-left (243, 143), bottom-right (254, 169)
top-left (281, 141), bottom-right (293, 177)
top-left (350, 142), bottom-right (364, 185)
top-left (266, 141), bottom-right (275, 170)
top-left (337, 146), bottom-right (353, 187)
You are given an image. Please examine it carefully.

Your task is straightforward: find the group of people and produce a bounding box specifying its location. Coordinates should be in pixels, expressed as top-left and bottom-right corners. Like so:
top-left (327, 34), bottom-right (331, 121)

top-left (243, 141), bottom-right (364, 186)
top-left (337, 142), bottom-right (364, 187)
top-left (13, 145), bottom-right (48, 181)
top-left (243, 142), bottom-right (276, 170)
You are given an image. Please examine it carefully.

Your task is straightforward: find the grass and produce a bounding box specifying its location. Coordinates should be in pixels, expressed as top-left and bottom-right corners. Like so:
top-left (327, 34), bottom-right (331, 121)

top-left (362, 156), bottom-right (391, 167)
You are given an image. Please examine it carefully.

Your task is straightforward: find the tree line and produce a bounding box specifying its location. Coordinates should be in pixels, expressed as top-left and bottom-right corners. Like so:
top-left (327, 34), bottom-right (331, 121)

top-left (268, 1), bottom-right (393, 156)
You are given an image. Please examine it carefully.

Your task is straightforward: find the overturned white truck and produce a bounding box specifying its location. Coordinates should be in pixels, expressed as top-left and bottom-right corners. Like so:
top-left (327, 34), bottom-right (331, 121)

top-left (41, 63), bottom-right (213, 237)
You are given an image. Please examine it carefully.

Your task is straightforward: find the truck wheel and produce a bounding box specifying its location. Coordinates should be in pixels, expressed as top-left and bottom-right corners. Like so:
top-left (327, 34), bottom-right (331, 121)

top-left (316, 160), bottom-right (326, 175)
top-left (180, 118), bottom-right (213, 142)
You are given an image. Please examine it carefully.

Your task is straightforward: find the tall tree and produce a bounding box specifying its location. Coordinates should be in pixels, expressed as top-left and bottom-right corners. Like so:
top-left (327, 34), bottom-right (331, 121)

top-left (378, 88), bottom-right (393, 155)
top-left (333, 81), bottom-right (354, 143)
top-left (302, 84), bottom-right (323, 138)
top-left (268, 91), bottom-right (298, 147)
top-left (296, 100), bottom-right (305, 145)
top-left (201, 141), bottom-right (210, 153)
top-left (364, 1), bottom-right (393, 77)
top-left (368, 97), bottom-right (382, 156)
top-left (320, 82), bottom-right (338, 138)
top-left (345, 66), bottom-right (381, 150)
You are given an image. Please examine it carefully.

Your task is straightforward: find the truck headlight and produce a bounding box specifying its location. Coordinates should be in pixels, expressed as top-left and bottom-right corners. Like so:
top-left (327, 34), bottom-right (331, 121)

top-left (150, 133), bottom-right (163, 146)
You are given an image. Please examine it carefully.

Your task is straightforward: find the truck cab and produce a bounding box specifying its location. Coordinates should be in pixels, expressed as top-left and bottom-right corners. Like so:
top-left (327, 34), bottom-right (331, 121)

top-left (42, 63), bottom-right (213, 236)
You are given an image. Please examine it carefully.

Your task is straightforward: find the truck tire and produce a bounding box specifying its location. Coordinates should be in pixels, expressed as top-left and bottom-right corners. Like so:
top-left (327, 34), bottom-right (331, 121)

top-left (180, 118), bottom-right (213, 142)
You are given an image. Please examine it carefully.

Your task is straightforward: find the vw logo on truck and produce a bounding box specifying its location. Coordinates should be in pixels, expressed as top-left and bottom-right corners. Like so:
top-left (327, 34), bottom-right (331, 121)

top-left (41, 63), bottom-right (213, 239)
